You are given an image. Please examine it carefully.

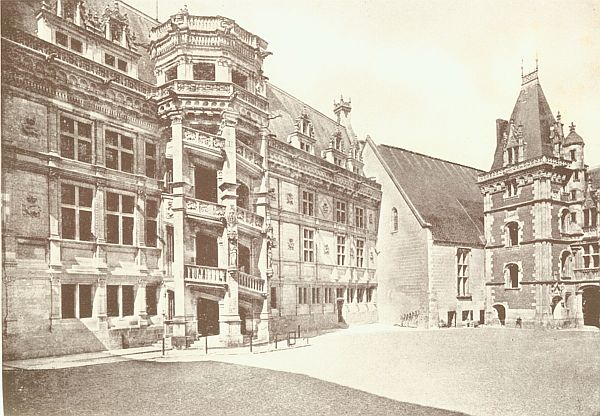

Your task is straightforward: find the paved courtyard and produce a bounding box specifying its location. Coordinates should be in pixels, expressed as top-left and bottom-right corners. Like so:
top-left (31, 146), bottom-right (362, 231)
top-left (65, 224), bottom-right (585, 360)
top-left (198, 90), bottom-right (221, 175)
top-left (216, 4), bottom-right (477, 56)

top-left (4, 325), bottom-right (600, 415)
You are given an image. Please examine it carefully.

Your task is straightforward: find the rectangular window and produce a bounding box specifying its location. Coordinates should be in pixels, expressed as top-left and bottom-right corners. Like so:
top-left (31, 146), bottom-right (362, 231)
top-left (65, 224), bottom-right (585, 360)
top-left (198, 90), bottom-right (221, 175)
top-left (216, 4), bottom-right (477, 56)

top-left (324, 287), bottom-right (332, 303)
top-left (355, 207), bottom-right (365, 228)
top-left (105, 53), bottom-right (116, 67)
top-left (117, 59), bottom-right (128, 72)
top-left (232, 69), bottom-right (248, 89)
top-left (105, 130), bottom-right (134, 173)
top-left (334, 157), bottom-right (343, 167)
top-left (583, 244), bottom-right (600, 269)
top-left (357, 288), bottom-right (364, 303)
top-left (166, 226), bottom-right (174, 263)
top-left (311, 287), bottom-right (318, 304)
top-left (146, 285), bottom-right (158, 316)
top-left (302, 191), bottom-right (314, 216)
top-left (506, 179), bottom-right (518, 197)
top-left (145, 200), bottom-right (158, 247)
top-left (574, 170), bottom-right (580, 181)
top-left (106, 192), bottom-right (135, 245)
top-left (457, 248), bottom-right (470, 297)
top-left (107, 285), bottom-right (119, 317)
top-left (60, 115), bottom-right (92, 163)
top-left (303, 229), bottom-right (314, 262)
top-left (165, 66), bottom-right (178, 81)
top-left (270, 287), bottom-right (277, 309)
top-left (298, 287), bottom-right (308, 305)
top-left (56, 31), bottom-right (69, 47)
top-left (70, 38), bottom-right (83, 53)
top-left (62, 284), bottom-right (93, 319)
top-left (193, 62), bottom-right (216, 81)
top-left (583, 208), bottom-right (598, 228)
top-left (336, 236), bottom-right (346, 266)
top-left (356, 239), bottom-right (365, 267)
top-left (336, 201), bottom-right (346, 224)
top-left (570, 149), bottom-right (576, 161)
top-left (61, 183), bottom-right (93, 241)
top-left (61, 284), bottom-right (76, 318)
top-left (122, 285), bottom-right (134, 316)
top-left (571, 190), bottom-right (578, 201)
top-left (336, 287), bottom-right (344, 300)
top-left (346, 288), bottom-right (354, 303)
top-left (366, 287), bottom-right (374, 303)
top-left (145, 142), bottom-right (157, 178)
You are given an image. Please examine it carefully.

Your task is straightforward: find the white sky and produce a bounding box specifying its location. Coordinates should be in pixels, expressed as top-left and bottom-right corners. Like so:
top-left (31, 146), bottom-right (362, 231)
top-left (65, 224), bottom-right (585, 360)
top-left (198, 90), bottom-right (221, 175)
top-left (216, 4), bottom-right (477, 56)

top-left (127, 0), bottom-right (600, 170)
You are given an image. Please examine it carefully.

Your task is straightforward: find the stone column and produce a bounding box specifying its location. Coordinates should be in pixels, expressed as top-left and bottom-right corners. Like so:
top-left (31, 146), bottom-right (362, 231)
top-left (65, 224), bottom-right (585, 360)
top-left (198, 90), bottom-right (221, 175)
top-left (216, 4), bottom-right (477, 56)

top-left (170, 114), bottom-right (188, 347)
top-left (575, 290), bottom-right (584, 328)
top-left (94, 277), bottom-right (108, 330)
top-left (94, 179), bottom-right (107, 270)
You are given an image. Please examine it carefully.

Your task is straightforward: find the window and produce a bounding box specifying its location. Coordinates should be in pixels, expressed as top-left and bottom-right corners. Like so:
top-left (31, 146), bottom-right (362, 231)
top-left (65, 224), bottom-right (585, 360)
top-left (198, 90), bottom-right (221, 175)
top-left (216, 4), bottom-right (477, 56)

top-left (355, 207), bottom-right (365, 228)
top-left (145, 142), bottom-right (157, 178)
top-left (346, 288), bottom-right (355, 303)
top-left (335, 135), bottom-right (343, 152)
top-left (117, 59), bottom-right (128, 72)
top-left (56, 31), bottom-right (83, 53)
top-left (583, 208), bottom-right (598, 229)
top-left (457, 249), bottom-right (470, 297)
top-left (303, 229), bottom-right (314, 262)
top-left (583, 244), bottom-right (600, 269)
top-left (336, 287), bottom-right (344, 300)
top-left (462, 310), bottom-right (473, 322)
top-left (357, 288), bottom-right (364, 303)
top-left (336, 201), bottom-right (346, 224)
top-left (107, 285), bottom-right (135, 317)
top-left (193, 62), bottom-right (216, 81)
top-left (232, 69), bottom-right (248, 89)
top-left (56, 31), bottom-right (68, 47)
top-left (106, 192), bottom-right (135, 245)
top-left (270, 287), bottom-right (277, 309)
top-left (300, 141), bottom-right (313, 154)
top-left (105, 53), bottom-right (116, 67)
top-left (70, 38), bottom-right (83, 53)
top-left (298, 287), bottom-right (308, 305)
top-left (61, 184), bottom-right (93, 241)
top-left (356, 239), bottom-right (365, 267)
top-left (146, 285), bottom-right (158, 315)
top-left (573, 170), bottom-right (580, 182)
top-left (145, 200), bottom-right (158, 247)
top-left (302, 191), bottom-right (314, 216)
top-left (366, 287), bottom-right (374, 303)
top-left (165, 66), bottom-right (178, 81)
top-left (570, 190), bottom-right (577, 201)
top-left (391, 207), bottom-right (398, 232)
top-left (60, 115), bottom-right (92, 163)
top-left (334, 157), bottom-right (344, 167)
top-left (507, 147), bottom-right (519, 165)
top-left (324, 287), bottom-right (333, 303)
top-left (336, 236), bottom-right (346, 266)
top-left (506, 179), bottom-right (518, 197)
top-left (506, 222), bottom-right (519, 247)
top-left (61, 284), bottom-right (92, 319)
top-left (505, 263), bottom-right (520, 288)
top-left (311, 287), bottom-right (320, 304)
top-left (570, 149), bottom-right (576, 161)
top-left (105, 130), bottom-right (134, 173)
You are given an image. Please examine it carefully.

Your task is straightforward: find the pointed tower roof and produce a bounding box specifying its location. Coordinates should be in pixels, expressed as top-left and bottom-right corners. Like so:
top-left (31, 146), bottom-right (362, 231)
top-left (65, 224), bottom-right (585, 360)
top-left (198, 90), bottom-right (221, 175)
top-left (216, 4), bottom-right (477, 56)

top-left (490, 68), bottom-right (556, 170)
top-left (564, 122), bottom-right (584, 146)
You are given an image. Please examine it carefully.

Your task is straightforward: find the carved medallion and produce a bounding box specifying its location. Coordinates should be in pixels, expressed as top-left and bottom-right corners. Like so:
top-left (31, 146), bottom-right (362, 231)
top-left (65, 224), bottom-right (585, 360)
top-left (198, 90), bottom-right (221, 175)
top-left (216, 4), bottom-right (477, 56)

top-left (22, 195), bottom-right (41, 218)
top-left (287, 238), bottom-right (294, 250)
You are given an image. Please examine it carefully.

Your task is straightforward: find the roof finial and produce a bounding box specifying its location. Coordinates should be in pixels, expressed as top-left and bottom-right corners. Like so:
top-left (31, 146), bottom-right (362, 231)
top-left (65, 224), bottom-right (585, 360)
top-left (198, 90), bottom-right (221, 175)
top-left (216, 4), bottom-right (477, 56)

top-left (521, 58), bottom-right (524, 77)
top-left (535, 52), bottom-right (539, 71)
top-left (569, 122), bottom-right (576, 132)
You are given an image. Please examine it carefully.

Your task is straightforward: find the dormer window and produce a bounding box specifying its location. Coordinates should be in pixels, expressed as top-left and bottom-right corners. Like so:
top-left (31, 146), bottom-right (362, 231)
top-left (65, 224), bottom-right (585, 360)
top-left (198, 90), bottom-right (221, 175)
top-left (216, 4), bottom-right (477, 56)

top-left (507, 147), bottom-right (519, 165)
top-left (61, 0), bottom-right (77, 22)
top-left (570, 149), bottom-right (576, 161)
top-left (56, 31), bottom-right (83, 53)
top-left (335, 135), bottom-right (343, 152)
top-left (506, 179), bottom-right (518, 197)
top-left (110, 24), bottom-right (123, 44)
top-left (193, 63), bottom-right (216, 81)
top-left (300, 141), bottom-right (314, 155)
top-left (105, 53), bottom-right (116, 67)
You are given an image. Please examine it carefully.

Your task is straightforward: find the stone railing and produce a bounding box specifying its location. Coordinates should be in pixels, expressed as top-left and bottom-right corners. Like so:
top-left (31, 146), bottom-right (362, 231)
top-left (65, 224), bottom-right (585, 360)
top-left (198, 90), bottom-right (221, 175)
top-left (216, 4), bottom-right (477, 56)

top-left (477, 156), bottom-right (570, 183)
top-left (185, 197), bottom-right (226, 219)
top-left (237, 206), bottom-right (264, 229)
top-left (3, 29), bottom-right (154, 96)
top-left (233, 84), bottom-right (268, 111)
top-left (236, 139), bottom-right (263, 168)
top-left (237, 271), bottom-right (265, 293)
top-left (154, 80), bottom-right (232, 99)
top-left (185, 265), bottom-right (227, 284)
top-left (574, 268), bottom-right (600, 280)
top-left (583, 227), bottom-right (599, 239)
top-left (183, 126), bottom-right (225, 151)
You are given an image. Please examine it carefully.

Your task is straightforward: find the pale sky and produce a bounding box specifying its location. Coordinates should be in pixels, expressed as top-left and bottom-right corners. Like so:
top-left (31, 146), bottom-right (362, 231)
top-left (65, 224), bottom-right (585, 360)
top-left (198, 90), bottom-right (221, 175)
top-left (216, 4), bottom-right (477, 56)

top-left (127, 0), bottom-right (600, 170)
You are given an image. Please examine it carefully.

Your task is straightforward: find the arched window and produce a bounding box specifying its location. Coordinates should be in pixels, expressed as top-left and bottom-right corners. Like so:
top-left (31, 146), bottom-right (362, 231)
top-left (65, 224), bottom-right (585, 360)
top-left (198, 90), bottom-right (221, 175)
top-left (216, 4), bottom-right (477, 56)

top-left (560, 251), bottom-right (572, 279)
top-left (506, 222), bottom-right (519, 247)
top-left (559, 209), bottom-right (570, 233)
top-left (237, 183), bottom-right (250, 210)
top-left (505, 263), bottom-right (520, 288)
top-left (391, 207), bottom-right (398, 232)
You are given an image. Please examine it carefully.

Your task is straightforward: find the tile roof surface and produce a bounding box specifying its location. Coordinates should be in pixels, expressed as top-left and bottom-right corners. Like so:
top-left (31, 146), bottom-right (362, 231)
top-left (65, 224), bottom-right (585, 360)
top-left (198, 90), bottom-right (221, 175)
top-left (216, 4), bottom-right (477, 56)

top-left (377, 144), bottom-right (485, 247)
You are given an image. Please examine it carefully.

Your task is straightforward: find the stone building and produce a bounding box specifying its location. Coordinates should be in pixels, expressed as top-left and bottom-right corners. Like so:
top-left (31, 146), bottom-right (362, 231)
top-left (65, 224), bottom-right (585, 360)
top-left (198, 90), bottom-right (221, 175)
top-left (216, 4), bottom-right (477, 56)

top-left (479, 68), bottom-right (600, 328)
top-left (362, 139), bottom-right (486, 328)
top-left (1, 0), bottom-right (381, 360)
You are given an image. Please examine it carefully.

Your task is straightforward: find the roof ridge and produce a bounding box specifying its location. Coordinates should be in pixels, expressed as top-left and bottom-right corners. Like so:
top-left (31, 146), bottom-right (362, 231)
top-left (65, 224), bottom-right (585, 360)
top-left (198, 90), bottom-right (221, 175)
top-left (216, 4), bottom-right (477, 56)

top-left (378, 143), bottom-right (485, 173)
top-left (267, 82), bottom-right (346, 130)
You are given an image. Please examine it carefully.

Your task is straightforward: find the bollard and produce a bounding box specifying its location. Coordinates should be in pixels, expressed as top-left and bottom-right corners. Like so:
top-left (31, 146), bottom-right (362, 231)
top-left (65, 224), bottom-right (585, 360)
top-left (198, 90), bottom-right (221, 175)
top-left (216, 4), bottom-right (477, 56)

top-left (204, 336), bottom-right (208, 355)
top-left (249, 332), bottom-right (253, 353)
top-left (297, 324), bottom-right (301, 338)
top-left (275, 334), bottom-right (278, 350)
top-left (162, 337), bottom-right (165, 356)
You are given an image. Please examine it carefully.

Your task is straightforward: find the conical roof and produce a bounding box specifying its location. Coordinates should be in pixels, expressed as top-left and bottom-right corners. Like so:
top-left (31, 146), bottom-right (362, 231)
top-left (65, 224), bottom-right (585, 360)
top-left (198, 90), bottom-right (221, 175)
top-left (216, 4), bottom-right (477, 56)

top-left (564, 123), bottom-right (584, 146)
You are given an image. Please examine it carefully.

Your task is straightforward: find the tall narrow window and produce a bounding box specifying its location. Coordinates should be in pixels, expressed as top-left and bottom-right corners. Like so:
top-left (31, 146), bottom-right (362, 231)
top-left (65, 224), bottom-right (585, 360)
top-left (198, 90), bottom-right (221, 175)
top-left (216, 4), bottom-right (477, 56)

top-left (105, 130), bottom-right (134, 173)
top-left (356, 239), bottom-right (365, 267)
top-left (583, 244), bottom-right (600, 269)
top-left (457, 249), bottom-right (470, 296)
top-left (303, 229), bottom-right (315, 262)
top-left (357, 288), bottom-right (364, 303)
top-left (145, 142), bottom-right (156, 178)
top-left (391, 207), bottom-right (398, 232)
top-left (336, 236), bottom-right (346, 266)
top-left (336, 201), bottom-right (346, 224)
top-left (506, 179), bottom-right (518, 197)
top-left (60, 115), bottom-right (92, 163)
top-left (146, 285), bottom-right (158, 315)
top-left (106, 192), bottom-right (135, 245)
top-left (270, 287), bottom-right (277, 309)
top-left (302, 191), bottom-right (314, 216)
top-left (107, 285), bottom-right (119, 317)
top-left (61, 183), bottom-right (93, 241)
top-left (505, 264), bottom-right (520, 289)
top-left (145, 200), bottom-right (158, 247)
top-left (506, 222), bottom-right (519, 247)
top-left (355, 206), bottom-right (365, 228)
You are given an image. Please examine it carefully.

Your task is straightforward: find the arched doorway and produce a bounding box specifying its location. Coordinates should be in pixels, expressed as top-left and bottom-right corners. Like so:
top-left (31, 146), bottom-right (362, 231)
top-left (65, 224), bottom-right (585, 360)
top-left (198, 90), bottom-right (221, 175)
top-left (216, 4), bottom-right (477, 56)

top-left (493, 304), bottom-right (506, 326)
top-left (582, 286), bottom-right (600, 327)
top-left (551, 296), bottom-right (564, 320)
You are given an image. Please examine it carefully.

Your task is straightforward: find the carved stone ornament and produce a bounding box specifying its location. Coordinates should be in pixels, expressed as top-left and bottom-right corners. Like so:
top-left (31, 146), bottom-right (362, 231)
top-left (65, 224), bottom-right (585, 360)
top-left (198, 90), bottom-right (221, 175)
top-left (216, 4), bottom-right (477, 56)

top-left (268, 187), bottom-right (277, 201)
top-left (165, 199), bottom-right (174, 219)
top-left (21, 114), bottom-right (41, 137)
top-left (368, 213), bottom-right (373, 225)
top-left (22, 195), bottom-right (41, 218)
top-left (323, 244), bottom-right (330, 255)
top-left (321, 200), bottom-right (331, 217)
top-left (287, 238), bottom-right (294, 250)
top-left (286, 193), bottom-right (294, 205)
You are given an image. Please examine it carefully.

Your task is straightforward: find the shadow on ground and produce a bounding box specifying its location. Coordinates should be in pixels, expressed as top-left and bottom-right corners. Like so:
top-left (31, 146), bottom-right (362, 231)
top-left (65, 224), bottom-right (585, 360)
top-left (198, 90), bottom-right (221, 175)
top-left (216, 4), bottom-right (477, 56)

top-left (3, 360), bottom-right (468, 416)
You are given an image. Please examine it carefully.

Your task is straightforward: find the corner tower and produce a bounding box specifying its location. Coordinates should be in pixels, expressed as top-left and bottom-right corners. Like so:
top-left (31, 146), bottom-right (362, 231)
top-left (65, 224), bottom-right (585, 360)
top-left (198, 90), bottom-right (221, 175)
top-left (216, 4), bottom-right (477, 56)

top-left (478, 67), bottom-right (598, 328)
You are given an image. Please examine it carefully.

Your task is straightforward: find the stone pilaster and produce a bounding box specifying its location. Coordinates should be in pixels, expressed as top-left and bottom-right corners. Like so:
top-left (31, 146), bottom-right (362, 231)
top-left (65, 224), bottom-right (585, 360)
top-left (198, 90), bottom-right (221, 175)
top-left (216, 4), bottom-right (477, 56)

top-left (48, 169), bottom-right (61, 268)
top-left (575, 290), bottom-right (584, 328)
top-left (136, 279), bottom-right (148, 328)
top-left (94, 277), bottom-right (108, 330)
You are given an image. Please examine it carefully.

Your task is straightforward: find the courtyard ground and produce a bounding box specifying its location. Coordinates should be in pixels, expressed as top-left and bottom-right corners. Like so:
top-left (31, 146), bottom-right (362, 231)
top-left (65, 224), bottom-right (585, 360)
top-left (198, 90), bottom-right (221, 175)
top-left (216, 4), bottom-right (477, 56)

top-left (3, 324), bottom-right (600, 415)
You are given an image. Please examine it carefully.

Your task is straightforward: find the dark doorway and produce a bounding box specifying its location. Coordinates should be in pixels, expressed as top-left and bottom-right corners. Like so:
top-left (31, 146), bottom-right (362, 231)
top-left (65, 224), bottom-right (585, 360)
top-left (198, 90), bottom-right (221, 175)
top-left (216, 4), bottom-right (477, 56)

top-left (239, 244), bottom-right (251, 274)
top-left (237, 183), bottom-right (250, 209)
top-left (336, 299), bottom-right (344, 323)
top-left (582, 286), bottom-right (600, 327)
top-left (447, 311), bottom-right (456, 327)
top-left (194, 166), bottom-right (217, 202)
top-left (195, 233), bottom-right (218, 267)
top-left (493, 304), bottom-right (506, 326)
top-left (167, 290), bottom-right (175, 320)
top-left (197, 299), bottom-right (220, 335)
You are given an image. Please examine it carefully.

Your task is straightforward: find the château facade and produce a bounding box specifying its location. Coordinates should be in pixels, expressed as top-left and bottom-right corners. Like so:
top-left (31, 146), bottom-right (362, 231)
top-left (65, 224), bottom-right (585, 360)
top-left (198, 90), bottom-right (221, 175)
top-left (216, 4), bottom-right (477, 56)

top-left (1, 0), bottom-right (381, 360)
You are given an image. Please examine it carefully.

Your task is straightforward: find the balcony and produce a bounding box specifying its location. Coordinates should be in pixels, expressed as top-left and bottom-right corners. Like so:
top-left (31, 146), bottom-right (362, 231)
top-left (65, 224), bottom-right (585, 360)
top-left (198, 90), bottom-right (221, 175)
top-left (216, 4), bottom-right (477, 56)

top-left (185, 265), bottom-right (227, 287)
top-left (185, 197), bottom-right (226, 222)
top-left (182, 126), bottom-right (225, 158)
top-left (237, 271), bottom-right (266, 296)
top-left (574, 268), bottom-right (600, 280)
top-left (583, 226), bottom-right (599, 239)
top-left (155, 80), bottom-right (232, 100)
top-left (236, 139), bottom-right (263, 170)
top-left (233, 84), bottom-right (268, 112)
top-left (237, 206), bottom-right (264, 231)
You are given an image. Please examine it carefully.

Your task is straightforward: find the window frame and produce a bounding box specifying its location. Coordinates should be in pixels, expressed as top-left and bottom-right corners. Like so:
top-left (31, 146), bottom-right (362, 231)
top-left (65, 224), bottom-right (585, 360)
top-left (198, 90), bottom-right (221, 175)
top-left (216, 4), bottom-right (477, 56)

top-left (505, 263), bottom-right (520, 289)
top-left (505, 222), bottom-right (519, 247)
top-left (336, 235), bottom-right (346, 266)
top-left (356, 238), bottom-right (365, 268)
top-left (303, 228), bottom-right (315, 262)
top-left (355, 206), bottom-right (365, 229)
top-left (105, 129), bottom-right (134, 173)
top-left (335, 201), bottom-right (347, 224)
top-left (302, 190), bottom-right (315, 216)
top-left (457, 248), bottom-right (470, 297)
top-left (59, 114), bottom-right (93, 164)
top-left (145, 199), bottom-right (159, 247)
top-left (391, 207), bottom-right (399, 232)
top-left (60, 182), bottom-right (94, 241)
top-left (145, 141), bottom-right (157, 179)
top-left (61, 283), bottom-right (93, 319)
top-left (106, 191), bottom-right (135, 245)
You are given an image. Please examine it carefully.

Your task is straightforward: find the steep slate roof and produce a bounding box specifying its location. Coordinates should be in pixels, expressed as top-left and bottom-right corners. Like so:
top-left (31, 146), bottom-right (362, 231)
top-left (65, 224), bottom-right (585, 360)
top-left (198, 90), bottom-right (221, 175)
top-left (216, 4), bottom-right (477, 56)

top-left (589, 166), bottom-right (600, 188)
top-left (376, 144), bottom-right (485, 247)
top-left (491, 72), bottom-right (556, 170)
top-left (266, 83), bottom-right (353, 155)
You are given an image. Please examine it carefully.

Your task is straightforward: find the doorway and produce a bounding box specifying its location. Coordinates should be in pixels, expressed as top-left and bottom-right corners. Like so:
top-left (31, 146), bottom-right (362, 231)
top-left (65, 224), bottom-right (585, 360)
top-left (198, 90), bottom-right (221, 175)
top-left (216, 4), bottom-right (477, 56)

top-left (195, 233), bottom-right (218, 267)
top-left (582, 286), bottom-right (600, 327)
top-left (493, 304), bottom-right (506, 326)
top-left (195, 166), bottom-right (217, 202)
top-left (336, 299), bottom-right (344, 323)
top-left (197, 298), bottom-right (220, 336)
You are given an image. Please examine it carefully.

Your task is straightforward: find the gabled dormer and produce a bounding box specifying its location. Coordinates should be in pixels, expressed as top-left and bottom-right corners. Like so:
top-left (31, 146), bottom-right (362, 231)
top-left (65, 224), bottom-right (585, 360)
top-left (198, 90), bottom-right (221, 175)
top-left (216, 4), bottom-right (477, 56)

top-left (36, 0), bottom-right (141, 78)
top-left (288, 107), bottom-right (316, 155)
top-left (322, 129), bottom-right (347, 167)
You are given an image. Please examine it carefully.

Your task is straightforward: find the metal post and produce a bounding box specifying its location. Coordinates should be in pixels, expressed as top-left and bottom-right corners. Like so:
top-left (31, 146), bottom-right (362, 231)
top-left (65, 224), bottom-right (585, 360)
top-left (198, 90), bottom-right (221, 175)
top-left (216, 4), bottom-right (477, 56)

top-left (274, 334), bottom-right (278, 349)
top-left (249, 331), bottom-right (253, 352)
top-left (204, 335), bottom-right (208, 355)
top-left (297, 324), bottom-right (300, 338)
